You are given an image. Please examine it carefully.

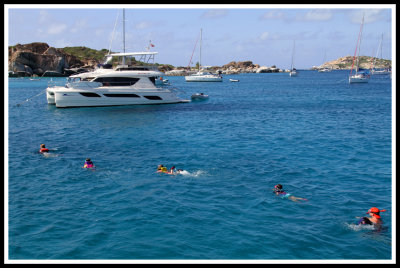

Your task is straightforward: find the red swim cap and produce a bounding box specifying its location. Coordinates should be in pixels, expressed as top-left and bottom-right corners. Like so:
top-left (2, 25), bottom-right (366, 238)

top-left (366, 207), bottom-right (386, 218)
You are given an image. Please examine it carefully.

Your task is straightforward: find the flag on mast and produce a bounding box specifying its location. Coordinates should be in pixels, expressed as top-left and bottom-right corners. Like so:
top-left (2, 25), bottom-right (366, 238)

top-left (147, 40), bottom-right (155, 51)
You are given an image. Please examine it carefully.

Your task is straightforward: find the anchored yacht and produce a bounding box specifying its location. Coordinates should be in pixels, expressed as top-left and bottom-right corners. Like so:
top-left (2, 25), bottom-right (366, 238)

top-left (46, 52), bottom-right (188, 108)
top-left (46, 9), bottom-right (188, 108)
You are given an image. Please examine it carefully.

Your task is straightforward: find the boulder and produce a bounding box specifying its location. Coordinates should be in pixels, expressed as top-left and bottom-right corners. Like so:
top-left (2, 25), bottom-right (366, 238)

top-left (8, 42), bottom-right (86, 76)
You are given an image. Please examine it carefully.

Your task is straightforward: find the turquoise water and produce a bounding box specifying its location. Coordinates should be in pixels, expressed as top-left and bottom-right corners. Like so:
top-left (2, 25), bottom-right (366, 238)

top-left (7, 71), bottom-right (393, 261)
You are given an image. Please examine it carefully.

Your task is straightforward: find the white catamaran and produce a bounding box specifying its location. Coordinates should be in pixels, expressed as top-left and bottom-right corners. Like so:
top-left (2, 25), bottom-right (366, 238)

top-left (46, 9), bottom-right (188, 108)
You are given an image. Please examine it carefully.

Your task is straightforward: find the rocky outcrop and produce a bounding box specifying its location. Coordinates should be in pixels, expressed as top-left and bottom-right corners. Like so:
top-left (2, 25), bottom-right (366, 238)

top-left (165, 61), bottom-right (284, 76)
top-left (312, 56), bottom-right (392, 70)
top-left (8, 42), bottom-right (88, 77)
top-left (165, 68), bottom-right (192, 76)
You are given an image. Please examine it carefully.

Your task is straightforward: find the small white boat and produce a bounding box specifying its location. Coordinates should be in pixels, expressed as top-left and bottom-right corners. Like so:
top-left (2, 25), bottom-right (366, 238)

top-left (191, 93), bottom-right (209, 101)
top-left (289, 69), bottom-right (298, 77)
top-left (229, 79), bottom-right (239, 82)
top-left (349, 72), bottom-right (369, 83)
top-left (185, 71), bottom-right (222, 82)
top-left (318, 67), bottom-right (332, 72)
top-left (185, 28), bottom-right (222, 82)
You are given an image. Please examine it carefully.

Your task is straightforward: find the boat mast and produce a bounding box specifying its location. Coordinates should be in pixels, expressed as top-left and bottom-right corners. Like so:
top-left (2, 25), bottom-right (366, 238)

top-left (356, 14), bottom-right (364, 73)
top-left (350, 14), bottom-right (364, 76)
top-left (122, 8), bottom-right (126, 66)
top-left (199, 28), bottom-right (202, 71)
top-left (291, 40), bottom-right (295, 71)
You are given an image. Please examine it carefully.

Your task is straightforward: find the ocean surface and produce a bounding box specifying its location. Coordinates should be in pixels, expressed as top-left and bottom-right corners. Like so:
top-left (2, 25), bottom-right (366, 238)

top-left (7, 71), bottom-right (393, 262)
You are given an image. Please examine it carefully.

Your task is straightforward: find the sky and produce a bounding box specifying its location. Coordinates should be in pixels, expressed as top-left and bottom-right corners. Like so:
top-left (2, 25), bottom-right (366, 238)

top-left (5, 4), bottom-right (395, 70)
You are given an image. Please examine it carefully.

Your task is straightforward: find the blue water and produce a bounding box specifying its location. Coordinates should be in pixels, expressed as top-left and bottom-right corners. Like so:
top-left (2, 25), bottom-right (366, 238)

top-left (7, 71), bottom-right (393, 261)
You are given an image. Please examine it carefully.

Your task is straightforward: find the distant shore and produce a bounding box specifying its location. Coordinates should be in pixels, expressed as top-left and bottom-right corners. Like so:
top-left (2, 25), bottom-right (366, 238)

top-left (8, 42), bottom-right (391, 77)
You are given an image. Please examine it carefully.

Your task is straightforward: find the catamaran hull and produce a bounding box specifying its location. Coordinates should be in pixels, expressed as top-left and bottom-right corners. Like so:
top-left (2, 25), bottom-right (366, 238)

top-left (46, 89), bottom-right (56, 104)
top-left (46, 86), bottom-right (188, 108)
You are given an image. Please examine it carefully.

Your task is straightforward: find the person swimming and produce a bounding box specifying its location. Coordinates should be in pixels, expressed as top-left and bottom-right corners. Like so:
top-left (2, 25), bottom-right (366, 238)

top-left (358, 207), bottom-right (386, 226)
top-left (83, 158), bottom-right (94, 169)
top-left (39, 144), bottom-right (49, 153)
top-left (273, 184), bottom-right (308, 202)
top-left (157, 165), bottom-right (178, 175)
top-left (157, 165), bottom-right (168, 173)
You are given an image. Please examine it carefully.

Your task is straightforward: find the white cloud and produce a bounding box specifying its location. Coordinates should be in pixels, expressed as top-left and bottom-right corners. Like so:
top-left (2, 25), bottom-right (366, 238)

top-left (260, 11), bottom-right (285, 20)
top-left (47, 23), bottom-right (67, 35)
top-left (201, 9), bottom-right (228, 19)
top-left (349, 9), bottom-right (388, 24)
top-left (259, 32), bottom-right (269, 40)
top-left (38, 10), bottom-right (50, 24)
top-left (135, 21), bottom-right (153, 30)
top-left (70, 19), bottom-right (88, 34)
top-left (300, 10), bottom-right (333, 21)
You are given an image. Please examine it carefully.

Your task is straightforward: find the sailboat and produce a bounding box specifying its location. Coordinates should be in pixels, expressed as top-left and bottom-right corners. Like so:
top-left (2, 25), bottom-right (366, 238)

top-left (349, 14), bottom-right (369, 83)
top-left (318, 50), bottom-right (332, 72)
top-left (371, 34), bottom-right (391, 75)
top-left (289, 40), bottom-right (298, 77)
top-left (185, 29), bottom-right (222, 82)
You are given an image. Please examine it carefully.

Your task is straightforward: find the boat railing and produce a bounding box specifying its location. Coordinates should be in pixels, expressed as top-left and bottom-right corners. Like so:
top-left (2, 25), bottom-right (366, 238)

top-left (161, 84), bottom-right (186, 95)
top-left (115, 65), bottom-right (160, 72)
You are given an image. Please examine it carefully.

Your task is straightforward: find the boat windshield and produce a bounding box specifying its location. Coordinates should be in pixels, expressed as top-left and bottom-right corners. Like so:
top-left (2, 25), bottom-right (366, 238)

top-left (67, 77), bottom-right (81, 83)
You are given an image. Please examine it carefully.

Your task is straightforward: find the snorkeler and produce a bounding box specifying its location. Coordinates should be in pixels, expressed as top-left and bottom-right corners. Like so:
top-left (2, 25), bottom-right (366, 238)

top-left (83, 158), bottom-right (95, 169)
top-left (39, 144), bottom-right (49, 153)
top-left (168, 166), bottom-right (176, 174)
top-left (157, 165), bottom-right (168, 173)
top-left (357, 207), bottom-right (386, 226)
top-left (273, 184), bottom-right (308, 202)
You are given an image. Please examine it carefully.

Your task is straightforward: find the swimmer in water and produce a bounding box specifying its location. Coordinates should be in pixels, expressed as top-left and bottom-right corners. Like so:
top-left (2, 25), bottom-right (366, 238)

top-left (157, 165), bottom-right (168, 173)
top-left (357, 207), bottom-right (386, 226)
top-left (168, 166), bottom-right (176, 174)
top-left (273, 184), bottom-right (308, 202)
top-left (83, 158), bottom-right (94, 169)
top-left (39, 144), bottom-right (49, 153)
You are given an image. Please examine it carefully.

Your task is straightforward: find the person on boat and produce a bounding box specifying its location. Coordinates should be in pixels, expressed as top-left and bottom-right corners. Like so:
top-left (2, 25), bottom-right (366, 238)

top-left (83, 158), bottom-right (95, 169)
top-left (273, 184), bottom-right (308, 202)
top-left (358, 207), bottom-right (386, 226)
top-left (39, 144), bottom-right (49, 153)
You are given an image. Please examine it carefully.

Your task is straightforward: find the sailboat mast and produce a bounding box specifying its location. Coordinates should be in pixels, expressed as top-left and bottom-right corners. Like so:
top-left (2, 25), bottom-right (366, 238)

top-left (291, 40), bottom-right (295, 70)
top-left (199, 28), bottom-right (202, 71)
top-left (356, 15), bottom-right (364, 73)
top-left (350, 14), bottom-right (364, 76)
top-left (122, 9), bottom-right (126, 65)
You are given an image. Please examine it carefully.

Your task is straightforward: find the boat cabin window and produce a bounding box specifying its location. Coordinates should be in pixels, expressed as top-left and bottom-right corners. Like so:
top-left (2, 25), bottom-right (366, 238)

top-left (149, 77), bottom-right (156, 86)
top-left (68, 77), bottom-right (81, 83)
top-left (92, 77), bottom-right (140, 86)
